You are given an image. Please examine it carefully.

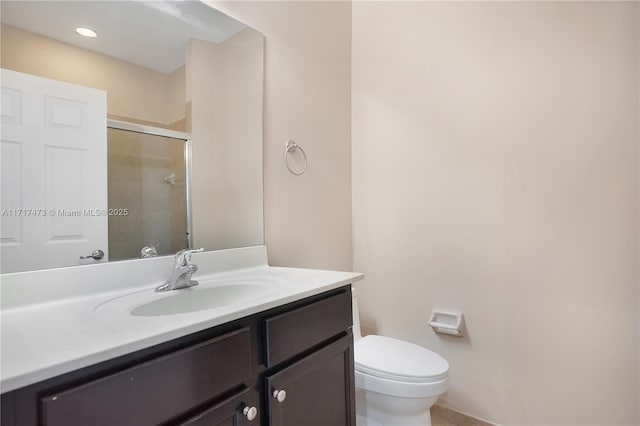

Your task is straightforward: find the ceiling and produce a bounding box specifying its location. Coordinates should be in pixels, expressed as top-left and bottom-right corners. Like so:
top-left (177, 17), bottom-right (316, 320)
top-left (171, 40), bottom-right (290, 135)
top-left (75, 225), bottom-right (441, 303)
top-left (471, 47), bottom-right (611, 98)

top-left (0, 1), bottom-right (247, 74)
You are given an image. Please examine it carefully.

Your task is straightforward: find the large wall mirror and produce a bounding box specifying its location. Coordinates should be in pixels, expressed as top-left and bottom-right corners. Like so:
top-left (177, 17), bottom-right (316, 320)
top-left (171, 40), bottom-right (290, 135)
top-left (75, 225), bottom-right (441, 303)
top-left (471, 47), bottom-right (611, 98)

top-left (0, 1), bottom-right (264, 273)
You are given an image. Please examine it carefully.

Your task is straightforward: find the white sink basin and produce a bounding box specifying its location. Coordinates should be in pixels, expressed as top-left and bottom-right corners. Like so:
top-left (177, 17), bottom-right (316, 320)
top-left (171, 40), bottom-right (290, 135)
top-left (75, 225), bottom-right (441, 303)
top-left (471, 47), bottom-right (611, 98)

top-left (94, 276), bottom-right (283, 317)
top-left (131, 284), bottom-right (268, 316)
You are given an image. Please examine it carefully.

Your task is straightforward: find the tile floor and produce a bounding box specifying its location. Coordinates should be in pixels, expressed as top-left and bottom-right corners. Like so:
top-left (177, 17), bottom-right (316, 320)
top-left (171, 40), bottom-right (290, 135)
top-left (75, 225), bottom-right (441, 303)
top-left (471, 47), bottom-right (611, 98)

top-left (431, 406), bottom-right (494, 426)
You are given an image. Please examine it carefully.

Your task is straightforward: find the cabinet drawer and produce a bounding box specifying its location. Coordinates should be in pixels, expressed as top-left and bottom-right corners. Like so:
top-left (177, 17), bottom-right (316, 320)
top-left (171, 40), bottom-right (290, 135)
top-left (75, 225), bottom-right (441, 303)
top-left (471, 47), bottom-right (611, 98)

top-left (264, 289), bottom-right (351, 366)
top-left (40, 327), bottom-right (251, 426)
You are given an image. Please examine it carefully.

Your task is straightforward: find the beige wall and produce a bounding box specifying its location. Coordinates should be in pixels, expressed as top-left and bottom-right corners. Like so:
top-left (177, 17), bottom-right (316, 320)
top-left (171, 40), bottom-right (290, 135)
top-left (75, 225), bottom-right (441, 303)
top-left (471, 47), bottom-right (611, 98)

top-left (1, 24), bottom-right (184, 126)
top-left (352, 2), bottom-right (639, 425)
top-left (188, 29), bottom-right (264, 251)
top-left (210, 1), bottom-right (353, 270)
top-left (167, 65), bottom-right (187, 127)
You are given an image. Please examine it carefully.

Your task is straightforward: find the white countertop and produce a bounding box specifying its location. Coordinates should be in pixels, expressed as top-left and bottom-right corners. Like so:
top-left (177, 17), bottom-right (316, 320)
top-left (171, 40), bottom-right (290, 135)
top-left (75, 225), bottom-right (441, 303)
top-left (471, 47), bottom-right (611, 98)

top-left (0, 246), bottom-right (363, 392)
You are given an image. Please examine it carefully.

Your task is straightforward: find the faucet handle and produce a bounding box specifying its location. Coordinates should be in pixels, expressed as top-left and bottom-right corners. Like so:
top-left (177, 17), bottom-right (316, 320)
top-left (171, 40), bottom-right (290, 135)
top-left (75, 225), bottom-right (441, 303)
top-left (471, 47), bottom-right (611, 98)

top-left (175, 247), bottom-right (204, 265)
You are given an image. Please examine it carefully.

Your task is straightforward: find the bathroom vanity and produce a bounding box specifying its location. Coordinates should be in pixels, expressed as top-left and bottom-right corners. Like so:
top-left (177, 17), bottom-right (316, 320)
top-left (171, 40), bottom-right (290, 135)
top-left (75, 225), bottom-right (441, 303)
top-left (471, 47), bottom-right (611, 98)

top-left (0, 246), bottom-right (363, 426)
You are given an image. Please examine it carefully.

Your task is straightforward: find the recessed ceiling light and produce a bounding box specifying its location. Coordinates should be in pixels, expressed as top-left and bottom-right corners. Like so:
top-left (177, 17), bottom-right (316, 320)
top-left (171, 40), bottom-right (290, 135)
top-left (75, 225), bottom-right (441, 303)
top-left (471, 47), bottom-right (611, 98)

top-left (75, 27), bottom-right (97, 38)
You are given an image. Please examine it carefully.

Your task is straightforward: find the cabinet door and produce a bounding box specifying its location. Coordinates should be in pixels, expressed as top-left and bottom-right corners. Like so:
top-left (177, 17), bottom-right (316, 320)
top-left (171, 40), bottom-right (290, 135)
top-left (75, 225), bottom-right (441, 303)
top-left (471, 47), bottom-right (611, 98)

top-left (179, 388), bottom-right (259, 426)
top-left (266, 334), bottom-right (355, 426)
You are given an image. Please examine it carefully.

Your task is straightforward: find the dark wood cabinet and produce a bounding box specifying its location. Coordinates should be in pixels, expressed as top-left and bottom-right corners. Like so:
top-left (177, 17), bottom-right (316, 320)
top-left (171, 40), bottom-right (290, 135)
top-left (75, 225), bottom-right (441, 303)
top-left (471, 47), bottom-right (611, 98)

top-left (266, 335), bottom-right (355, 426)
top-left (179, 388), bottom-right (259, 426)
top-left (40, 328), bottom-right (251, 426)
top-left (1, 285), bottom-right (354, 426)
top-left (264, 291), bottom-right (352, 367)
top-left (1, 392), bottom-right (16, 426)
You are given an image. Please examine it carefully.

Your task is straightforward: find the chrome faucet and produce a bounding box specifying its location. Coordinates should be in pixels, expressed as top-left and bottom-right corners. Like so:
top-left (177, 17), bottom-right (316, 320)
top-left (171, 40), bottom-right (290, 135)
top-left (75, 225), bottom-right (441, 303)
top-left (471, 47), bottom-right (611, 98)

top-left (155, 248), bottom-right (204, 292)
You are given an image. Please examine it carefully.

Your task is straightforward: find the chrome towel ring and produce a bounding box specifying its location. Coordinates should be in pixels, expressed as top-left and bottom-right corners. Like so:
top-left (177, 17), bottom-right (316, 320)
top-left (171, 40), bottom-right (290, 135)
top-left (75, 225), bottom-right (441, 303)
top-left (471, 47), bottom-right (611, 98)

top-left (284, 140), bottom-right (307, 176)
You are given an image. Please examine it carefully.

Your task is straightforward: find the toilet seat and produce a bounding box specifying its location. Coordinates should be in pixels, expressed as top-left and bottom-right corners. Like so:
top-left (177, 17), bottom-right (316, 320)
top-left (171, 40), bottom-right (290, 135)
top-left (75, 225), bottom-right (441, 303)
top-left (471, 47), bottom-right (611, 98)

top-left (355, 369), bottom-right (449, 399)
top-left (354, 335), bottom-right (449, 383)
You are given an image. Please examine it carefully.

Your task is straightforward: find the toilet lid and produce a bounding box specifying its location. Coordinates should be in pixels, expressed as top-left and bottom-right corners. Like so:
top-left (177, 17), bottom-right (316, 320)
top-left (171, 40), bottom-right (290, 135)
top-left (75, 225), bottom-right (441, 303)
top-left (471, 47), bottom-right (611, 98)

top-left (354, 335), bottom-right (449, 383)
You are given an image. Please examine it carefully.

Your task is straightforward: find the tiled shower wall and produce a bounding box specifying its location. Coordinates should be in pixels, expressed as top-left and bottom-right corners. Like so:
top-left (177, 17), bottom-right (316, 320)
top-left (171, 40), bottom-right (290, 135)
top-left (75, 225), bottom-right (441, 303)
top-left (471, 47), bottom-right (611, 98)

top-left (107, 128), bottom-right (187, 260)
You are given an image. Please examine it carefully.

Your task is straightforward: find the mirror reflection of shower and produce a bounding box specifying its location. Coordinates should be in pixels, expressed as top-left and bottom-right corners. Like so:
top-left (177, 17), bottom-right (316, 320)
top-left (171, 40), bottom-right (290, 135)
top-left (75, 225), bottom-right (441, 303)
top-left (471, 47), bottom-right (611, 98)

top-left (107, 122), bottom-right (190, 261)
top-left (164, 173), bottom-right (176, 185)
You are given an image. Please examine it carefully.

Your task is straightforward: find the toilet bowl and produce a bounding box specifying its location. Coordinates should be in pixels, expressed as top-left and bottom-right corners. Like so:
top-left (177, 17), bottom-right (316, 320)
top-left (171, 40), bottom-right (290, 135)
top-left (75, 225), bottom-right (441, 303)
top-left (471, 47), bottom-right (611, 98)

top-left (352, 289), bottom-right (449, 426)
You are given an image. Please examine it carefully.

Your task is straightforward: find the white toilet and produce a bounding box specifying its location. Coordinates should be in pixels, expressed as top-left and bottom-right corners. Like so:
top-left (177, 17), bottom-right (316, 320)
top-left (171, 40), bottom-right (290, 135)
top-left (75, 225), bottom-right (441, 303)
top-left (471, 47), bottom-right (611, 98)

top-left (352, 289), bottom-right (449, 426)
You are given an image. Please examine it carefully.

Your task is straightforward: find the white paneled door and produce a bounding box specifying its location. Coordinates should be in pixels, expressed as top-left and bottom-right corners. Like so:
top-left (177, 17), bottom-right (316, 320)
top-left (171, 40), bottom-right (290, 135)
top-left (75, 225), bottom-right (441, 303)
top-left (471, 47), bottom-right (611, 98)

top-left (1, 69), bottom-right (108, 273)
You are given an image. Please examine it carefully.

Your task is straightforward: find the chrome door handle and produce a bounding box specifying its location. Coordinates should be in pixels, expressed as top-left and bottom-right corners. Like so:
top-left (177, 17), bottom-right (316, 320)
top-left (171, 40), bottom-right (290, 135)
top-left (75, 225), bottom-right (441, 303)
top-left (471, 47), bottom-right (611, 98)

top-left (80, 249), bottom-right (104, 260)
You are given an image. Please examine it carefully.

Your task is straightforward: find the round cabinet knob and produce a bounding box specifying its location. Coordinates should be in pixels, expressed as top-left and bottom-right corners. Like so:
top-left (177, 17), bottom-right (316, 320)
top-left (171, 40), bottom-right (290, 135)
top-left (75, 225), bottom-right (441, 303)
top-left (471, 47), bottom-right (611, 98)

top-left (272, 389), bottom-right (287, 403)
top-left (242, 405), bottom-right (258, 421)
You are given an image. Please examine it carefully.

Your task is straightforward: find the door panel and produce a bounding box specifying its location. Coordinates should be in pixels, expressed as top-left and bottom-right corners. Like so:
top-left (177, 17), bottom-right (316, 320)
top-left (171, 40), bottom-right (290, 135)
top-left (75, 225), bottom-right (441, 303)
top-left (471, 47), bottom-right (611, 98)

top-left (45, 146), bottom-right (86, 241)
top-left (0, 68), bottom-right (107, 272)
top-left (0, 140), bottom-right (22, 245)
